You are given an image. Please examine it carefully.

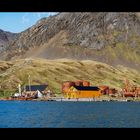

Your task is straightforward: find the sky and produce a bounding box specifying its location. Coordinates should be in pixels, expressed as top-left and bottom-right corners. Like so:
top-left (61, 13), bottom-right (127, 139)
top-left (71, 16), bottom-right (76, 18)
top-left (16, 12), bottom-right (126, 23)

top-left (0, 12), bottom-right (58, 33)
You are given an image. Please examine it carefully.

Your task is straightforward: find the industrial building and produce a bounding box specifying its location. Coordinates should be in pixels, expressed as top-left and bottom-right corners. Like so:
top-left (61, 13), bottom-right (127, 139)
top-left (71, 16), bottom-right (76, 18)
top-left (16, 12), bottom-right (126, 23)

top-left (64, 85), bottom-right (101, 99)
top-left (62, 80), bottom-right (101, 99)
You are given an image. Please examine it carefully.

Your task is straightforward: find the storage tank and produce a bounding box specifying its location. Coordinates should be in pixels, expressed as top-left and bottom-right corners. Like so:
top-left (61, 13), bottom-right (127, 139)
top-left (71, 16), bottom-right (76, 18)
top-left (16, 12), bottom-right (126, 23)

top-left (75, 80), bottom-right (83, 86)
top-left (62, 81), bottom-right (75, 93)
top-left (137, 87), bottom-right (140, 94)
top-left (108, 88), bottom-right (117, 94)
top-left (99, 86), bottom-right (109, 94)
top-left (83, 81), bottom-right (90, 86)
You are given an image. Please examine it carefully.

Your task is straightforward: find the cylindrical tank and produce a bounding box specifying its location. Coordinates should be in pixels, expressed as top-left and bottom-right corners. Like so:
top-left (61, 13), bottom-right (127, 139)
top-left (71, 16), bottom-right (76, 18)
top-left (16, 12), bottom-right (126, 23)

top-left (138, 87), bottom-right (140, 94)
top-left (62, 81), bottom-right (75, 93)
top-left (109, 88), bottom-right (117, 94)
top-left (65, 81), bottom-right (75, 87)
top-left (75, 81), bottom-right (83, 86)
top-left (99, 86), bottom-right (109, 94)
top-left (108, 89), bottom-right (113, 94)
top-left (83, 81), bottom-right (90, 86)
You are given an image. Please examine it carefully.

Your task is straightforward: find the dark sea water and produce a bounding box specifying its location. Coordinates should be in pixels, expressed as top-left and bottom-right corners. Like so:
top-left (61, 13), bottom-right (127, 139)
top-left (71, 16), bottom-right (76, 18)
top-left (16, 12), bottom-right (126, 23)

top-left (0, 101), bottom-right (140, 128)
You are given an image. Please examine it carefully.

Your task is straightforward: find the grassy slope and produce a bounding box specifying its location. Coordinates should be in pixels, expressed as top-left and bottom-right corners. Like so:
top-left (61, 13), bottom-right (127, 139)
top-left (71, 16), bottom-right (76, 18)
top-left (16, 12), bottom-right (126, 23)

top-left (19, 30), bottom-right (140, 71)
top-left (0, 58), bottom-right (140, 96)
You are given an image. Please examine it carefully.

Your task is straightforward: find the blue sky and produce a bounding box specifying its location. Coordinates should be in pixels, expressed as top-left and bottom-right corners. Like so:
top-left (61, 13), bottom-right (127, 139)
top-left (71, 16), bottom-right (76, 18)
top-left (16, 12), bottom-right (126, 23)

top-left (0, 12), bottom-right (57, 33)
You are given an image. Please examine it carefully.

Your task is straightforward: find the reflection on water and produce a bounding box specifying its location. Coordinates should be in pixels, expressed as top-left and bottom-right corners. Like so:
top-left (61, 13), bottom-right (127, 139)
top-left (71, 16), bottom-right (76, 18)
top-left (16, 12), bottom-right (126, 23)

top-left (0, 101), bottom-right (140, 128)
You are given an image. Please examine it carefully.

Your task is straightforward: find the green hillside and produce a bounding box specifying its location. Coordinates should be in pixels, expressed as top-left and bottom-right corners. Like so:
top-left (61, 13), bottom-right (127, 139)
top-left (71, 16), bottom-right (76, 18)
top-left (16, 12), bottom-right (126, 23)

top-left (0, 58), bottom-right (140, 97)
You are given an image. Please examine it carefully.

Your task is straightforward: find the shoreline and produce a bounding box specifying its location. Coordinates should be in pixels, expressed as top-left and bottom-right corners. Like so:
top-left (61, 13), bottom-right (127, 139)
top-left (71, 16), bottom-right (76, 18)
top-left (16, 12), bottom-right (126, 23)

top-left (0, 96), bottom-right (140, 102)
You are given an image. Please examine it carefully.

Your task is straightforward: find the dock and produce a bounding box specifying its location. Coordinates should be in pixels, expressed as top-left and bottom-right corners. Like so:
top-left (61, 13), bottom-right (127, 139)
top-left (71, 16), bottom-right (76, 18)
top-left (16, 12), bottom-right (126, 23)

top-left (47, 97), bottom-right (129, 102)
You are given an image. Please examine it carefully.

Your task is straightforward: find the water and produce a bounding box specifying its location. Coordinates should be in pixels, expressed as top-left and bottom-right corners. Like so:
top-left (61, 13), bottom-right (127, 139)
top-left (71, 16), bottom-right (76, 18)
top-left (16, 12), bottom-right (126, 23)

top-left (0, 101), bottom-right (140, 128)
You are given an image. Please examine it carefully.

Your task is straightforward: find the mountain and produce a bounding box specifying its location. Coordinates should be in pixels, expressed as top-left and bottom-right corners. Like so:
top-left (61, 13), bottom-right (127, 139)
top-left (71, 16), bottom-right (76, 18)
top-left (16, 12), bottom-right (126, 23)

top-left (1, 12), bottom-right (140, 70)
top-left (0, 58), bottom-right (140, 94)
top-left (0, 29), bottom-right (17, 53)
top-left (0, 12), bottom-right (140, 94)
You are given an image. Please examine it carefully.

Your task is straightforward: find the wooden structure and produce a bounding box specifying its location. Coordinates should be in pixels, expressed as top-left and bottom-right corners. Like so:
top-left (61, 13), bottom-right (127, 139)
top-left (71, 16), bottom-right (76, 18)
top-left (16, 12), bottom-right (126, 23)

top-left (22, 85), bottom-right (48, 98)
top-left (64, 86), bottom-right (101, 99)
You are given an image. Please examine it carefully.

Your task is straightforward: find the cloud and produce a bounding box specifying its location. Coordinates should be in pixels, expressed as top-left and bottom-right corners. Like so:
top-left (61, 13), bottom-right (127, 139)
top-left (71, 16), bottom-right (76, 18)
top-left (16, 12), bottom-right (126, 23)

top-left (36, 12), bottom-right (58, 18)
top-left (22, 13), bottom-right (30, 24)
top-left (21, 12), bottom-right (58, 25)
top-left (47, 12), bottom-right (58, 16)
top-left (36, 12), bottom-right (46, 18)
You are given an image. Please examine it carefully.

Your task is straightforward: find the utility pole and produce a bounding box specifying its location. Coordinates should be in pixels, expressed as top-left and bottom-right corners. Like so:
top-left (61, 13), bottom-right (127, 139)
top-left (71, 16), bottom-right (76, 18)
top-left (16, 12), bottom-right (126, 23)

top-left (28, 74), bottom-right (31, 94)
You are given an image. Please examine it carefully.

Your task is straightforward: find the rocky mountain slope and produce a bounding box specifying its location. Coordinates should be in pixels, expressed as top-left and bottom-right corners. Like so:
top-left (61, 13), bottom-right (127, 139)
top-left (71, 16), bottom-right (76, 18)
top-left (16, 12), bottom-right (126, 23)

top-left (1, 12), bottom-right (140, 70)
top-left (0, 29), bottom-right (17, 52)
top-left (0, 58), bottom-right (140, 94)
